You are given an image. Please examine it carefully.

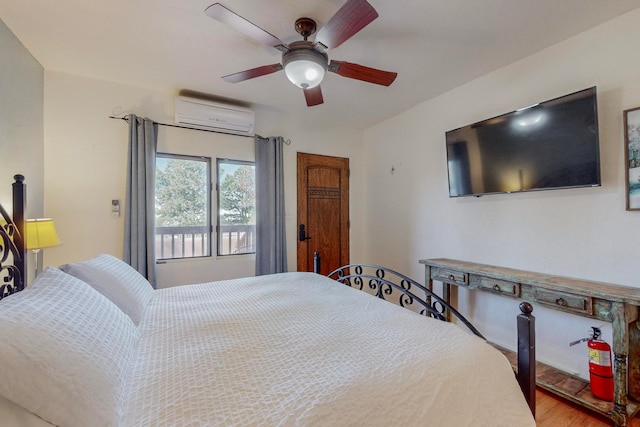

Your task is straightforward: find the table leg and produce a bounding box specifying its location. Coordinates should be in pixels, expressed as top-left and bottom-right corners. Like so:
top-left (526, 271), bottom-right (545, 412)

top-left (611, 302), bottom-right (629, 426)
top-left (443, 282), bottom-right (451, 322)
top-left (628, 321), bottom-right (640, 401)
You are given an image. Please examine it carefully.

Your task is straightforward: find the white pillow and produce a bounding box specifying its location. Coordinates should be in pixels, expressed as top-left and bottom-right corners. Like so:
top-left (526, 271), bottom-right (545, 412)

top-left (60, 254), bottom-right (155, 324)
top-left (0, 267), bottom-right (139, 427)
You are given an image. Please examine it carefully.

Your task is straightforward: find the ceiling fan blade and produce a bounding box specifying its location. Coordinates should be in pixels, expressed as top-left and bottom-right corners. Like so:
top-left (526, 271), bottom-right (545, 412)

top-left (205, 3), bottom-right (288, 52)
top-left (328, 60), bottom-right (397, 86)
top-left (222, 63), bottom-right (283, 83)
top-left (303, 86), bottom-right (324, 107)
top-left (315, 0), bottom-right (378, 50)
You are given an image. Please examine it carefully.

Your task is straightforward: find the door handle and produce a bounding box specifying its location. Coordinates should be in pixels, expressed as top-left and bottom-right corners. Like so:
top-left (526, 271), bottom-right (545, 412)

top-left (299, 224), bottom-right (312, 241)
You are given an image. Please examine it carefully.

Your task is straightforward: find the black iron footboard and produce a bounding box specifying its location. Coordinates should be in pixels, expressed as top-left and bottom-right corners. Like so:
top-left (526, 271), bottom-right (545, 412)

top-left (315, 254), bottom-right (536, 417)
top-left (325, 262), bottom-right (485, 339)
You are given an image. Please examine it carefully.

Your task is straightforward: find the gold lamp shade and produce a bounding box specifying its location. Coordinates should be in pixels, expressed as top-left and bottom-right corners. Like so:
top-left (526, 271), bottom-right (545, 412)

top-left (26, 218), bottom-right (61, 250)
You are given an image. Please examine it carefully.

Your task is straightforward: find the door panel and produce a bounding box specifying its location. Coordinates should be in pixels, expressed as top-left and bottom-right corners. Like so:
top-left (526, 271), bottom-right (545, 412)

top-left (297, 153), bottom-right (349, 275)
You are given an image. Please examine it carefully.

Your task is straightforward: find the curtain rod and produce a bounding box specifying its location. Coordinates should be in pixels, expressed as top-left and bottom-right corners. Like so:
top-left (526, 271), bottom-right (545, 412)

top-left (108, 115), bottom-right (262, 139)
top-left (109, 115), bottom-right (291, 144)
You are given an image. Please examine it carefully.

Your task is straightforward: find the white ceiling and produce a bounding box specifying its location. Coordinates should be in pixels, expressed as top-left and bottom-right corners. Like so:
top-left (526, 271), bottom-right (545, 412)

top-left (3, 0), bottom-right (640, 130)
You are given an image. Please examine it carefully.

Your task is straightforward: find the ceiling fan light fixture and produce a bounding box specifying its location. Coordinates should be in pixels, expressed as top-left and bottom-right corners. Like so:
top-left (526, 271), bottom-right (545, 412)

top-left (283, 48), bottom-right (328, 89)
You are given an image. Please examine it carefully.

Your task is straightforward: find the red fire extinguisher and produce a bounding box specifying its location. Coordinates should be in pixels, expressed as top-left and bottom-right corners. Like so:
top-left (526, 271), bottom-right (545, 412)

top-left (586, 327), bottom-right (614, 401)
top-left (571, 327), bottom-right (614, 401)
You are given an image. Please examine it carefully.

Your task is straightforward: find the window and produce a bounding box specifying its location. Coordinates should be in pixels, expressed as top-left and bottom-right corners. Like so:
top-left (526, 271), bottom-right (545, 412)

top-left (217, 159), bottom-right (256, 256)
top-left (155, 154), bottom-right (211, 260)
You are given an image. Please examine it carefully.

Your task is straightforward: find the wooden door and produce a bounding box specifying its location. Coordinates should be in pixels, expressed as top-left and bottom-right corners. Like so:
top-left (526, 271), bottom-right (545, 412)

top-left (297, 152), bottom-right (349, 275)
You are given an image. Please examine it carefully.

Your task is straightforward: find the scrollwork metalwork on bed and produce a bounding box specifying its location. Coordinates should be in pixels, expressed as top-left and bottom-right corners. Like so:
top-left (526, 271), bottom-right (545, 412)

top-left (317, 254), bottom-right (536, 416)
top-left (326, 263), bottom-right (486, 339)
top-left (0, 175), bottom-right (26, 300)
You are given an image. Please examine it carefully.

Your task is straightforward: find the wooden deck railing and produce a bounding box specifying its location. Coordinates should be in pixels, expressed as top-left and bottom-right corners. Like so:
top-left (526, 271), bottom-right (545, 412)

top-left (156, 224), bottom-right (255, 259)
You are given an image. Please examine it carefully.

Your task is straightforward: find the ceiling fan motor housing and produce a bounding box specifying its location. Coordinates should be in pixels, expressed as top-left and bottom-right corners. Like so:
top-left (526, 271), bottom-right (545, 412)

top-left (282, 41), bottom-right (329, 89)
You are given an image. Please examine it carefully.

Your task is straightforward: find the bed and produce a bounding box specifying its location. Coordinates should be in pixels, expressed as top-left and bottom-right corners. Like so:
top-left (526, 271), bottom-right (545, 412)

top-left (0, 174), bottom-right (536, 426)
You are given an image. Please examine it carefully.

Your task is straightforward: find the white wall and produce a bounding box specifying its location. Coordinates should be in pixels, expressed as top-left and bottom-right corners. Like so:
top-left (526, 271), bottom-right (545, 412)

top-left (363, 8), bottom-right (640, 379)
top-left (42, 72), bottom-right (365, 286)
top-left (0, 18), bottom-right (44, 285)
top-left (0, 18), bottom-right (43, 217)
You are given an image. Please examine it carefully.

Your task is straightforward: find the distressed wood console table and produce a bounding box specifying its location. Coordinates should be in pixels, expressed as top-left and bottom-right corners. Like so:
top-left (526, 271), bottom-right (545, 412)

top-left (420, 258), bottom-right (640, 427)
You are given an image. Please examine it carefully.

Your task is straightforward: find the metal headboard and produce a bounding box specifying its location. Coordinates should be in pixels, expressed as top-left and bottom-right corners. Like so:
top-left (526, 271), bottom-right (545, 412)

top-left (0, 174), bottom-right (27, 300)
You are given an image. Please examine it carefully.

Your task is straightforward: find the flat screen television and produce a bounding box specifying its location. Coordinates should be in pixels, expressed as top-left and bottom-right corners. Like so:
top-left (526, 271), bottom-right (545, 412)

top-left (446, 87), bottom-right (601, 197)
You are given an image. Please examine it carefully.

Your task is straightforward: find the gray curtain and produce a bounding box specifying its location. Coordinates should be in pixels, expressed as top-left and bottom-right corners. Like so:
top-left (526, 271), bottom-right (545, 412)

top-left (124, 114), bottom-right (157, 287)
top-left (255, 136), bottom-right (287, 275)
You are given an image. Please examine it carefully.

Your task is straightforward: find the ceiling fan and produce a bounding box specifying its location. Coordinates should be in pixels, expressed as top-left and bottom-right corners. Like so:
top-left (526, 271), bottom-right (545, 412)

top-left (205, 0), bottom-right (397, 107)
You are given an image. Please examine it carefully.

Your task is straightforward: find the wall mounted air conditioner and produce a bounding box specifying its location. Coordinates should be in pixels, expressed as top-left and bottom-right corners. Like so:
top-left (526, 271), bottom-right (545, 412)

top-left (174, 96), bottom-right (255, 136)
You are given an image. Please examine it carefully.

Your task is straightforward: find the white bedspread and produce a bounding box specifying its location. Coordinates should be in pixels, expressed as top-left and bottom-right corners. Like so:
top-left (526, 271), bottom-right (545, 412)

top-left (121, 272), bottom-right (535, 426)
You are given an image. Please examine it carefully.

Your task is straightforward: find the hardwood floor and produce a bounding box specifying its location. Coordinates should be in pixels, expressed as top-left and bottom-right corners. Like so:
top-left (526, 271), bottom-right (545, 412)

top-left (536, 389), bottom-right (640, 426)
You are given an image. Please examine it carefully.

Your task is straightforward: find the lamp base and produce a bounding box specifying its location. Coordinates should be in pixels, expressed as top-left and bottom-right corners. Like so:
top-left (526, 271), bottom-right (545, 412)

top-left (32, 248), bottom-right (41, 279)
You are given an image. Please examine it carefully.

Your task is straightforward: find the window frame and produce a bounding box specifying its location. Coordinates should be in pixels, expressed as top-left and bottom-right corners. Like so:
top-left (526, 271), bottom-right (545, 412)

top-left (216, 158), bottom-right (256, 257)
top-left (155, 152), bottom-right (212, 261)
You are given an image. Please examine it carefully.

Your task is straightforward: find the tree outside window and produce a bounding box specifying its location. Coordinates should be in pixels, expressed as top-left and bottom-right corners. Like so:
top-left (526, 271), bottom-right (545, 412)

top-left (217, 159), bottom-right (256, 255)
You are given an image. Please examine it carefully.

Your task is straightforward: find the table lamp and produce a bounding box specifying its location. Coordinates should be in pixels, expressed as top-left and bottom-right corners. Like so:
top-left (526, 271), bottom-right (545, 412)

top-left (26, 218), bottom-right (61, 277)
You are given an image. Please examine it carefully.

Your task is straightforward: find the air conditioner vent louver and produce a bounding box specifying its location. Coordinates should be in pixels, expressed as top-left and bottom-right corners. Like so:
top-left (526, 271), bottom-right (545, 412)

top-left (174, 96), bottom-right (255, 136)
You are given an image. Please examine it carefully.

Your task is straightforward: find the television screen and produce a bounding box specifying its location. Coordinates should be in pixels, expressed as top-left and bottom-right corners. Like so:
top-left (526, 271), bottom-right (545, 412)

top-left (446, 87), bottom-right (601, 197)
